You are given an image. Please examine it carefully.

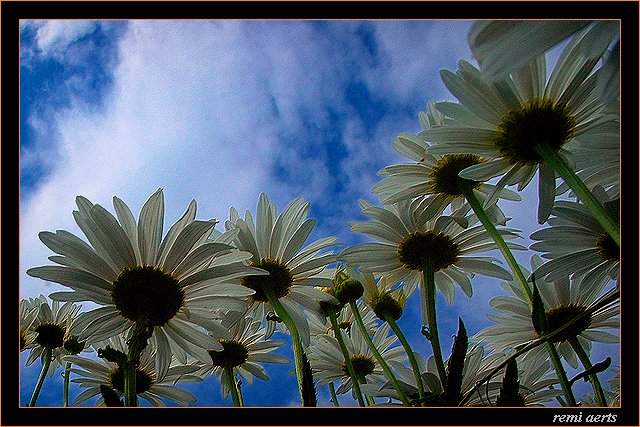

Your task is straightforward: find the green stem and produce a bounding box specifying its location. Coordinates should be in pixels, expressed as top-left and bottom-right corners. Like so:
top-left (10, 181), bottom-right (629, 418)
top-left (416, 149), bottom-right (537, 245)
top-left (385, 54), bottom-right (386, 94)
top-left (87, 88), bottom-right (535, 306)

top-left (535, 144), bottom-right (619, 246)
top-left (264, 288), bottom-right (312, 406)
top-left (545, 341), bottom-right (577, 406)
top-left (349, 301), bottom-right (410, 406)
top-left (462, 182), bottom-right (576, 405)
top-left (327, 308), bottom-right (366, 407)
top-left (422, 265), bottom-right (447, 388)
top-left (356, 373), bottom-right (376, 406)
top-left (569, 338), bottom-right (607, 406)
top-left (124, 322), bottom-right (153, 407)
top-left (63, 361), bottom-right (71, 407)
top-left (384, 314), bottom-right (426, 401)
top-left (29, 346), bottom-right (52, 407)
top-left (328, 382), bottom-right (340, 407)
top-left (224, 365), bottom-right (242, 407)
top-left (461, 184), bottom-right (532, 302)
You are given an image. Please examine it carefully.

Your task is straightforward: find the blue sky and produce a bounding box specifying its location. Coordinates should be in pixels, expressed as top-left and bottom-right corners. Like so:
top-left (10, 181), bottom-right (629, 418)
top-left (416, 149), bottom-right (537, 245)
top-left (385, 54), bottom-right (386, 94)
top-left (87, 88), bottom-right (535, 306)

top-left (19, 19), bottom-right (618, 408)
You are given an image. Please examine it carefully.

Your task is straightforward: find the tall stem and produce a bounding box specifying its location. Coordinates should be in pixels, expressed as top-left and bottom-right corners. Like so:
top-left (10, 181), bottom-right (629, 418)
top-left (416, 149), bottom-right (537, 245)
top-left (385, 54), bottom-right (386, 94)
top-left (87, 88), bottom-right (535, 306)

top-left (63, 361), bottom-right (71, 407)
top-left (29, 346), bottom-right (52, 407)
top-left (384, 314), bottom-right (426, 401)
top-left (349, 301), bottom-right (410, 405)
top-left (461, 184), bottom-right (532, 302)
top-left (462, 183), bottom-right (576, 405)
top-left (545, 342), bottom-right (577, 406)
top-left (327, 308), bottom-right (366, 407)
top-left (328, 383), bottom-right (340, 407)
top-left (569, 337), bottom-right (607, 406)
top-left (423, 265), bottom-right (447, 388)
top-left (224, 364), bottom-right (243, 407)
top-left (535, 144), bottom-right (619, 246)
top-left (124, 322), bottom-right (153, 407)
top-left (264, 288), bottom-right (313, 406)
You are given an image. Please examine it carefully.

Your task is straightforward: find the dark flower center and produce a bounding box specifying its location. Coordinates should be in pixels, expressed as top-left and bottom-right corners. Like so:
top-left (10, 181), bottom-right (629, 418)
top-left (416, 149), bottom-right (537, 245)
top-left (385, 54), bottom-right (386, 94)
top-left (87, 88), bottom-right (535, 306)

top-left (596, 234), bottom-right (619, 262)
top-left (398, 231), bottom-right (460, 271)
top-left (241, 258), bottom-right (293, 302)
top-left (493, 98), bottom-right (576, 165)
top-left (342, 354), bottom-right (376, 377)
top-left (111, 265), bottom-right (185, 327)
top-left (496, 392), bottom-right (527, 407)
top-left (370, 291), bottom-right (403, 321)
top-left (545, 304), bottom-right (591, 343)
top-left (109, 366), bottom-right (154, 394)
top-left (331, 279), bottom-right (364, 305)
top-left (34, 323), bottom-right (66, 349)
top-left (63, 335), bottom-right (85, 355)
top-left (429, 154), bottom-right (485, 197)
top-left (208, 340), bottom-right (249, 368)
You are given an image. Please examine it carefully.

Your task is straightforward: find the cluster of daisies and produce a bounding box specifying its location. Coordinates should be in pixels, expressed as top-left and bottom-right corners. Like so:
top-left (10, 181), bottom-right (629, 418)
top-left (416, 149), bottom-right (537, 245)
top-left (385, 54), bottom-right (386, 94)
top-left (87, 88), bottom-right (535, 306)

top-left (22, 20), bottom-right (620, 408)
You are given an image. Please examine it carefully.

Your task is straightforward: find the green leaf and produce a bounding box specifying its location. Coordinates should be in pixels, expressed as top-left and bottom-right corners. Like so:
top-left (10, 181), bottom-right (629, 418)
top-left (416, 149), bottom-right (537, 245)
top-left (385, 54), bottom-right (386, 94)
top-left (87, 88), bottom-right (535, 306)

top-left (569, 357), bottom-right (612, 385)
top-left (495, 359), bottom-right (522, 406)
top-left (530, 275), bottom-right (548, 336)
top-left (100, 385), bottom-right (123, 407)
top-left (445, 318), bottom-right (468, 405)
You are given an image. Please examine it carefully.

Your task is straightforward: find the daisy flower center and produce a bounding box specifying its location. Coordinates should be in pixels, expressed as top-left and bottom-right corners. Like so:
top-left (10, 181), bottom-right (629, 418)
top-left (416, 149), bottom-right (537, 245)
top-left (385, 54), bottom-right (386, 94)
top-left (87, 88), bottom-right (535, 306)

top-left (397, 231), bottom-right (460, 271)
top-left (370, 291), bottom-right (403, 321)
top-left (241, 258), bottom-right (293, 302)
top-left (109, 366), bottom-right (154, 395)
top-left (596, 233), bottom-right (619, 261)
top-left (63, 335), bottom-right (85, 355)
top-left (429, 154), bottom-right (485, 197)
top-left (545, 304), bottom-right (592, 343)
top-left (331, 279), bottom-right (364, 305)
top-left (208, 340), bottom-right (249, 368)
top-left (111, 265), bottom-right (185, 327)
top-left (34, 323), bottom-right (66, 349)
top-left (493, 98), bottom-right (576, 165)
top-left (343, 354), bottom-right (375, 377)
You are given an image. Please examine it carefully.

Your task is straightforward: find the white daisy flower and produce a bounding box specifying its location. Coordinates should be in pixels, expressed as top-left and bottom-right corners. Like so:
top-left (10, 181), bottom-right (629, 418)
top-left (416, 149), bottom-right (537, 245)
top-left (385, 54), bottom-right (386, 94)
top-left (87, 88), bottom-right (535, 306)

top-left (340, 198), bottom-right (520, 322)
top-left (530, 193), bottom-right (619, 294)
top-left (467, 20), bottom-right (619, 82)
top-left (23, 294), bottom-right (85, 377)
top-left (20, 297), bottom-right (40, 352)
top-left (27, 189), bottom-right (266, 379)
top-left (308, 321), bottom-right (406, 401)
top-left (66, 334), bottom-right (202, 406)
top-left (473, 257), bottom-right (619, 369)
top-left (372, 126), bottom-right (519, 226)
top-left (197, 312), bottom-right (289, 403)
top-left (225, 193), bottom-right (339, 347)
top-left (424, 27), bottom-right (619, 223)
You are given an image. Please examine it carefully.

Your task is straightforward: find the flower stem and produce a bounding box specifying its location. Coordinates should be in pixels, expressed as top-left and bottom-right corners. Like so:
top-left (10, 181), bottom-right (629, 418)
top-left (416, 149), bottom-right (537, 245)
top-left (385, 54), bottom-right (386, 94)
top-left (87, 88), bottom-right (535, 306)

top-left (349, 301), bottom-right (410, 405)
top-left (327, 307), bottom-right (366, 406)
top-left (63, 361), bottom-right (71, 407)
top-left (569, 337), bottom-right (607, 406)
top-left (545, 341), bottom-right (577, 406)
top-left (124, 322), bottom-right (154, 407)
top-left (224, 364), bottom-right (243, 407)
top-left (461, 184), bottom-right (532, 302)
top-left (29, 346), bottom-right (52, 407)
top-left (422, 265), bottom-right (448, 388)
top-left (264, 288), bottom-right (314, 406)
top-left (462, 183), bottom-right (577, 405)
top-left (328, 382), bottom-right (340, 406)
top-left (384, 313), bottom-right (426, 401)
top-left (535, 144), bottom-right (619, 246)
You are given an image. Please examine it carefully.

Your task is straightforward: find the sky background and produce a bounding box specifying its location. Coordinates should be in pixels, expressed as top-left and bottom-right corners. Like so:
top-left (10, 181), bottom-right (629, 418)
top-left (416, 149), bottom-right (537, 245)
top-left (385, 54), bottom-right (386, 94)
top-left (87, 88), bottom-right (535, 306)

top-left (18, 19), bottom-right (619, 408)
